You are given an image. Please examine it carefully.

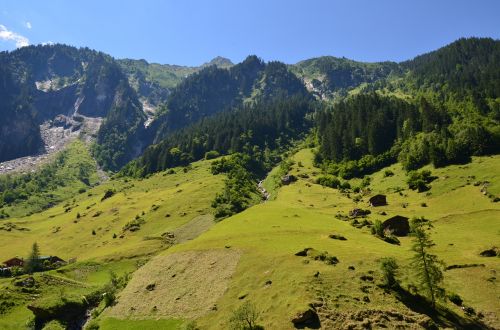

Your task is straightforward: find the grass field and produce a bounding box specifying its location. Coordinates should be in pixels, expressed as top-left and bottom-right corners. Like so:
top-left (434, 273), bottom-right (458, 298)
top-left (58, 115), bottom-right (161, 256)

top-left (1, 146), bottom-right (499, 329)
top-left (95, 149), bottom-right (499, 329)
top-left (0, 151), bottom-right (224, 329)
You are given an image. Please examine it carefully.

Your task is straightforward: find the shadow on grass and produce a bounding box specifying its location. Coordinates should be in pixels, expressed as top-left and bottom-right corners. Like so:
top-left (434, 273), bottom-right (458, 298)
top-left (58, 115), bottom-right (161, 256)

top-left (392, 287), bottom-right (493, 330)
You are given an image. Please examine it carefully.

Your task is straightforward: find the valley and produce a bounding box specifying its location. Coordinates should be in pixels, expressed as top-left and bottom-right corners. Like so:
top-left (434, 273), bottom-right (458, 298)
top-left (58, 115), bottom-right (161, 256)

top-left (0, 36), bottom-right (499, 329)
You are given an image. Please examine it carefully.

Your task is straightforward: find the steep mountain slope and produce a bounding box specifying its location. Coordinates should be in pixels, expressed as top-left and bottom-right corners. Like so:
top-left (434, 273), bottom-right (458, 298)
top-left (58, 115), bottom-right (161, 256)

top-left (0, 64), bottom-right (42, 161)
top-left (316, 38), bottom-right (500, 176)
top-left (117, 56), bottom-right (234, 124)
top-left (0, 44), bottom-right (147, 171)
top-left (124, 96), bottom-right (313, 176)
top-left (401, 37), bottom-right (500, 99)
top-left (147, 56), bottom-right (310, 144)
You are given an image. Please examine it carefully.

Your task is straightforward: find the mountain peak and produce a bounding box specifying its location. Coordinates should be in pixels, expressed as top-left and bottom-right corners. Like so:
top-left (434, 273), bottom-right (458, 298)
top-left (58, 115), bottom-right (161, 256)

top-left (202, 56), bottom-right (233, 68)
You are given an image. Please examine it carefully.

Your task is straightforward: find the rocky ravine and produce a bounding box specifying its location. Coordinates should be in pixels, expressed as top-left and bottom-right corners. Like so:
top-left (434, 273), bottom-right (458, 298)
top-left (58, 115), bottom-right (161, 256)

top-left (0, 114), bottom-right (103, 176)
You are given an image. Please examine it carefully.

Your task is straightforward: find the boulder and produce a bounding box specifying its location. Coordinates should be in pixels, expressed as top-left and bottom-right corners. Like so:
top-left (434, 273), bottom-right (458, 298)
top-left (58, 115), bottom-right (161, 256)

top-left (329, 234), bottom-right (347, 241)
top-left (291, 308), bottom-right (319, 326)
top-left (295, 247), bottom-right (313, 257)
top-left (281, 175), bottom-right (297, 185)
top-left (480, 247), bottom-right (499, 257)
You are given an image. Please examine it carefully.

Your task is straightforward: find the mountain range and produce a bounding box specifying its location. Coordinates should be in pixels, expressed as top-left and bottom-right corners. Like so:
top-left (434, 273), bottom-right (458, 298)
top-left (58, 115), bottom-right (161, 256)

top-left (0, 37), bottom-right (499, 330)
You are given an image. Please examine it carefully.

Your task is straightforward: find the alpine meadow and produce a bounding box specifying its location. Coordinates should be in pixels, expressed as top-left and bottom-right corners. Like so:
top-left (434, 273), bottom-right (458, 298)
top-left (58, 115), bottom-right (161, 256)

top-left (0, 2), bottom-right (499, 329)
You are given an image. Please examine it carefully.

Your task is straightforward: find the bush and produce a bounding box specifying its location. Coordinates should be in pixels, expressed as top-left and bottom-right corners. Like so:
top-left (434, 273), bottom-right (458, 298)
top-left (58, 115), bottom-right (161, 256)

top-left (86, 320), bottom-right (100, 330)
top-left (316, 175), bottom-right (340, 188)
top-left (41, 320), bottom-right (65, 330)
top-left (371, 220), bottom-right (384, 237)
top-left (103, 291), bottom-right (116, 307)
top-left (383, 170), bottom-right (394, 177)
top-left (122, 217), bottom-right (145, 232)
top-left (101, 189), bottom-right (116, 202)
top-left (380, 257), bottom-right (399, 288)
top-left (407, 170), bottom-right (436, 192)
top-left (447, 292), bottom-right (463, 306)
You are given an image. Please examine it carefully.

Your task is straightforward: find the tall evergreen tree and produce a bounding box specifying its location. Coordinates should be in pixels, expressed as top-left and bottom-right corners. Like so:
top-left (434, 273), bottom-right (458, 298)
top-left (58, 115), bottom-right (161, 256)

top-left (410, 220), bottom-right (445, 308)
top-left (24, 242), bottom-right (41, 274)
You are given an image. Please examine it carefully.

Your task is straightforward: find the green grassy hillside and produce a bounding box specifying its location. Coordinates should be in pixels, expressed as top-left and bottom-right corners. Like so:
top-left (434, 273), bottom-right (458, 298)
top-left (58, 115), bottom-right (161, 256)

top-left (95, 149), bottom-right (499, 329)
top-left (0, 154), bottom-right (224, 329)
top-left (0, 140), bottom-right (100, 218)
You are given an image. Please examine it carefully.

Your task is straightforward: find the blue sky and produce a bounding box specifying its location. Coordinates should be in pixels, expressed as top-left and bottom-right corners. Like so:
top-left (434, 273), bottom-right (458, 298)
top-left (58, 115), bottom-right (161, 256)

top-left (0, 0), bottom-right (499, 66)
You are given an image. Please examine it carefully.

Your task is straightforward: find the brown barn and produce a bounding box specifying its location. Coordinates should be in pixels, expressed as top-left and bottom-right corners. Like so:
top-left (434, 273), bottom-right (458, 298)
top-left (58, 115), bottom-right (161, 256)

top-left (3, 257), bottom-right (24, 267)
top-left (369, 194), bottom-right (387, 207)
top-left (382, 216), bottom-right (410, 236)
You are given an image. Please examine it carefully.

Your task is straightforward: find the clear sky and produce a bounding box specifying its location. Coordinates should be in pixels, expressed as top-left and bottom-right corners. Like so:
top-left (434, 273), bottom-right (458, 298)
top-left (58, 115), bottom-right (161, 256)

top-left (0, 0), bottom-right (499, 66)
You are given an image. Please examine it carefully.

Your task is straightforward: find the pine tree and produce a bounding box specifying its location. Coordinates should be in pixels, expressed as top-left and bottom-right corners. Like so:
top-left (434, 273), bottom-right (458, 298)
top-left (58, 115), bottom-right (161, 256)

top-left (410, 220), bottom-right (445, 308)
top-left (24, 242), bottom-right (41, 274)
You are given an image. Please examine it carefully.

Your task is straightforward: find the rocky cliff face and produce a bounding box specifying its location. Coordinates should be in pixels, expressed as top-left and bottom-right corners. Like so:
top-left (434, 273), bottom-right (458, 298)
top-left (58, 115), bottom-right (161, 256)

top-left (0, 44), bottom-right (149, 169)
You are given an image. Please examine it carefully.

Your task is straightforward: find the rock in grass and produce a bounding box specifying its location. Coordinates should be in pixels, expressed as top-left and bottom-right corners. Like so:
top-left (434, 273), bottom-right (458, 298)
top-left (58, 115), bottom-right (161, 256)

top-left (329, 234), bottom-right (347, 241)
top-left (295, 247), bottom-right (313, 256)
top-left (480, 247), bottom-right (499, 257)
top-left (291, 308), bottom-right (319, 326)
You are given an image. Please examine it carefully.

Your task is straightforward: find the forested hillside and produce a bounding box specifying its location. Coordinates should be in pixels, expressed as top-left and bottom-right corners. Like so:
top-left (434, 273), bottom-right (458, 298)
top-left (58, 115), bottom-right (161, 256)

top-left (123, 96), bottom-right (314, 176)
top-left (148, 56), bottom-right (309, 143)
top-left (315, 38), bottom-right (500, 178)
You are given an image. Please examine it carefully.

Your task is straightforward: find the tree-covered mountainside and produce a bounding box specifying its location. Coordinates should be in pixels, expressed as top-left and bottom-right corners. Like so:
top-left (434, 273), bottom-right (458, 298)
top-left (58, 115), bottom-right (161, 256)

top-left (147, 56), bottom-right (310, 143)
top-left (123, 96), bottom-right (314, 176)
top-left (316, 38), bottom-right (500, 177)
top-left (401, 37), bottom-right (500, 100)
top-left (1, 38), bottom-right (498, 177)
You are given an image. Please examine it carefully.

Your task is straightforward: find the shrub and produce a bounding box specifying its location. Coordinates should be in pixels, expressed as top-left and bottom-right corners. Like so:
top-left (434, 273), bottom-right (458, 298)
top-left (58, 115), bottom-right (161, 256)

top-left (371, 220), bottom-right (384, 237)
top-left (380, 257), bottom-right (399, 288)
top-left (101, 189), bottom-right (115, 202)
top-left (86, 320), bottom-right (100, 330)
top-left (383, 170), bottom-right (394, 177)
top-left (122, 217), bottom-right (145, 232)
top-left (42, 320), bottom-right (65, 330)
top-left (103, 291), bottom-right (115, 307)
top-left (316, 175), bottom-right (340, 188)
top-left (447, 292), bottom-right (463, 306)
top-left (340, 181), bottom-right (351, 190)
top-left (407, 170), bottom-right (436, 192)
